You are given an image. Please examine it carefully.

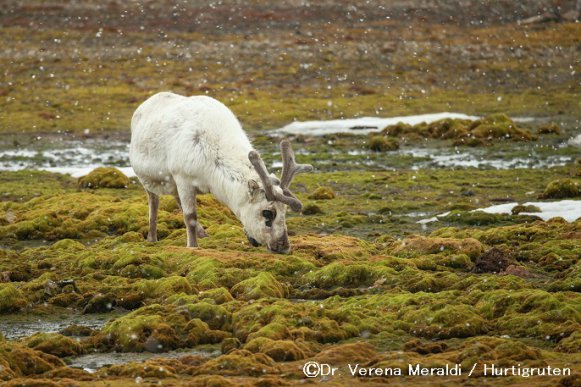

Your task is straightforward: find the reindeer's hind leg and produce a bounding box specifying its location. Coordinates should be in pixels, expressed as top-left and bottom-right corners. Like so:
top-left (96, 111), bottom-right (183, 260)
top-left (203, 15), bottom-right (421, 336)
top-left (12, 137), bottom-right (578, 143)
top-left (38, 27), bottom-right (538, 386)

top-left (146, 190), bottom-right (159, 242)
top-left (173, 193), bottom-right (207, 239)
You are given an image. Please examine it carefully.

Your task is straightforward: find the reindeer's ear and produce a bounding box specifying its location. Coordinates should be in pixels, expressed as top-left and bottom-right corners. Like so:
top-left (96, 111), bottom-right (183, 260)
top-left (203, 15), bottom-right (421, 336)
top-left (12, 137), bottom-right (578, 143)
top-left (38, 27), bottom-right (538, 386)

top-left (248, 179), bottom-right (261, 199)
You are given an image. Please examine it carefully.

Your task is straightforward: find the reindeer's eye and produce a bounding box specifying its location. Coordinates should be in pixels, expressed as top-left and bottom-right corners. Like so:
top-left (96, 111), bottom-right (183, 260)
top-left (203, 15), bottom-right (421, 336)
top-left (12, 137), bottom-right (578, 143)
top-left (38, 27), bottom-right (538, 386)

top-left (262, 209), bottom-right (276, 227)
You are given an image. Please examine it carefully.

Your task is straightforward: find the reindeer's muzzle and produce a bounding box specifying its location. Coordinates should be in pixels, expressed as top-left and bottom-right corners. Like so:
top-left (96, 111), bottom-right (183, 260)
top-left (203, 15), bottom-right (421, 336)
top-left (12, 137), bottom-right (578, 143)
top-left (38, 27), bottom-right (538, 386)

top-left (247, 235), bottom-right (261, 247)
top-left (267, 235), bottom-right (290, 254)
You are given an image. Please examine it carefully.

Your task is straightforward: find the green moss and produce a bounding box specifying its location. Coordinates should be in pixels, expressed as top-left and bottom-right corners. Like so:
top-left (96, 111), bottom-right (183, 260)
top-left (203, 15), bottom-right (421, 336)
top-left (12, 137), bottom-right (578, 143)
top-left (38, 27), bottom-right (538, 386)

top-left (23, 333), bottom-right (83, 357)
top-left (193, 349), bottom-right (279, 377)
top-left (302, 204), bottom-right (324, 215)
top-left (0, 341), bottom-right (64, 379)
top-left (77, 167), bottom-right (129, 189)
top-left (82, 293), bottom-right (116, 314)
top-left (392, 236), bottom-right (484, 259)
top-left (470, 113), bottom-right (536, 142)
top-left (556, 331), bottom-right (581, 353)
top-left (244, 337), bottom-right (308, 361)
top-left (199, 287), bottom-right (234, 304)
top-left (511, 204), bottom-right (541, 215)
top-left (138, 276), bottom-right (196, 299)
top-left (539, 178), bottom-right (581, 199)
top-left (186, 302), bottom-right (232, 330)
top-left (367, 135), bottom-right (399, 152)
top-left (0, 285), bottom-right (27, 313)
top-left (309, 186), bottom-right (336, 200)
top-left (185, 318), bottom-right (229, 346)
top-left (50, 239), bottom-right (86, 251)
top-left (231, 272), bottom-right (287, 300)
top-left (537, 122), bottom-right (561, 134)
top-left (381, 114), bottom-right (536, 146)
top-left (307, 262), bottom-right (386, 289)
top-left (104, 360), bottom-right (177, 378)
top-left (101, 305), bottom-right (181, 352)
top-left (185, 257), bottom-right (247, 290)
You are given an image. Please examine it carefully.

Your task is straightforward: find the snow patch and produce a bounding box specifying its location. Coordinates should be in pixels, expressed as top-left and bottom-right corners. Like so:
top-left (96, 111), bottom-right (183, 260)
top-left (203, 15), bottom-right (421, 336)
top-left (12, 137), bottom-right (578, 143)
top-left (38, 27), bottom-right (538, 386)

top-left (274, 113), bottom-right (480, 136)
top-left (418, 200), bottom-right (581, 224)
top-left (569, 134), bottom-right (581, 147)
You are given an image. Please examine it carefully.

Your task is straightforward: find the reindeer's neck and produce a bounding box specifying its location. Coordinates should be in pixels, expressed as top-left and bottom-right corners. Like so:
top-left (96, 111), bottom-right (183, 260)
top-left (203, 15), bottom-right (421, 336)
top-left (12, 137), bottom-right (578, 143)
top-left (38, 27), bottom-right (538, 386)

top-left (207, 161), bottom-right (256, 218)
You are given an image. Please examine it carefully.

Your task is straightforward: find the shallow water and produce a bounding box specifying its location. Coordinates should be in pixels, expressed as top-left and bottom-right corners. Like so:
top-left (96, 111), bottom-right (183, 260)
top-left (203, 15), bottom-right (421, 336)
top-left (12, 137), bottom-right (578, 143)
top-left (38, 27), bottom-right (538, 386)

top-left (69, 348), bottom-right (221, 373)
top-left (0, 311), bottom-right (125, 340)
top-left (0, 139), bottom-right (575, 176)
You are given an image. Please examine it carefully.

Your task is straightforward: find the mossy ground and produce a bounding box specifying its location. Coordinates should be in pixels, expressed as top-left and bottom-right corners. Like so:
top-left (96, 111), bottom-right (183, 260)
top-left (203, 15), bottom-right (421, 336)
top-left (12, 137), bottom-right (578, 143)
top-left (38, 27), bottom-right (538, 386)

top-left (1, 1), bottom-right (580, 385)
top-left (0, 165), bottom-right (579, 385)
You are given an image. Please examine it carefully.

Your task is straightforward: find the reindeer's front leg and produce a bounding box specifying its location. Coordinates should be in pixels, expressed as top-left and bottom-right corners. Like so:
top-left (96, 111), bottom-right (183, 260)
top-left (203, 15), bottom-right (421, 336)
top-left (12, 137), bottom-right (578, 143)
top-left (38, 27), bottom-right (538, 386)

top-left (146, 190), bottom-right (160, 242)
top-left (176, 183), bottom-right (200, 247)
top-left (173, 193), bottom-right (208, 239)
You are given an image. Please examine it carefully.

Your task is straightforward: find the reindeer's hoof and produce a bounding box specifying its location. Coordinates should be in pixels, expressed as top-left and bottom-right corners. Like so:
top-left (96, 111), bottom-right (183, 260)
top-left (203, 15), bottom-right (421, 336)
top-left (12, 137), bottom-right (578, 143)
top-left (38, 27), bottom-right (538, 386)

top-left (196, 225), bottom-right (208, 238)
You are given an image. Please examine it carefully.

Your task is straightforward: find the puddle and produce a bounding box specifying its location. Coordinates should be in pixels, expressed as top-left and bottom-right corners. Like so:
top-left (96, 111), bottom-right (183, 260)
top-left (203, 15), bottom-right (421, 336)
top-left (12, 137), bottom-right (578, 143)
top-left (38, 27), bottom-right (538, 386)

top-left (69, 348), bottom-right (221, 373)
top-left (400, 148), bottom-right (573, 169)
top-left (0, 139), bottom-right (130, 174)
top-left (0, 118), bottom-right (577, 177)
top-left (0, 311), bottom-right (125, 340)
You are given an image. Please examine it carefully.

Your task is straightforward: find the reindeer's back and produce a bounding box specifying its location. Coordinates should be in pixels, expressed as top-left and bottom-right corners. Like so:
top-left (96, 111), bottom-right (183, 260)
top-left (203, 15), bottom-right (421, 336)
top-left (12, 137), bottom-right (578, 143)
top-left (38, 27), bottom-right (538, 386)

top-left (130, 92), bottom-right (253, 194)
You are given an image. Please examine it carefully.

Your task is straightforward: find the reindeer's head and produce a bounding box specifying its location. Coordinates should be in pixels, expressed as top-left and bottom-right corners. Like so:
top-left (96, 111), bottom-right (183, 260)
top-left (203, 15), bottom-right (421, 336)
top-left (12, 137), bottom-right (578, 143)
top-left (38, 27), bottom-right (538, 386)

top-left (240, 140), bottom-right (312, 254)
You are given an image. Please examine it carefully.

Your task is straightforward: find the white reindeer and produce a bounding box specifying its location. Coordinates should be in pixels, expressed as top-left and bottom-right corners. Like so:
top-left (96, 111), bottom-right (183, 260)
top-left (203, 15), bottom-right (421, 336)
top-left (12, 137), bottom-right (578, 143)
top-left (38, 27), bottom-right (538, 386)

top-left (129, 92), bottom-right (312, 253)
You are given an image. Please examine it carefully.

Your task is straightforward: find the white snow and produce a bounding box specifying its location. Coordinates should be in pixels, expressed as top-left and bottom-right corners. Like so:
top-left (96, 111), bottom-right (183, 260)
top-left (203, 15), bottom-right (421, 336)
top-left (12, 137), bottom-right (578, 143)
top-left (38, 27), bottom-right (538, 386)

top-left (274, 113), bottom-right (480, 136)
top-left (417, 211), bottom-right (450, 224)
top-left (477, 200), bottom-right (581, 222)
top-left (418, 200), bottom-right (581, 224)
top-left (569, 134), bottom-right (581, 147)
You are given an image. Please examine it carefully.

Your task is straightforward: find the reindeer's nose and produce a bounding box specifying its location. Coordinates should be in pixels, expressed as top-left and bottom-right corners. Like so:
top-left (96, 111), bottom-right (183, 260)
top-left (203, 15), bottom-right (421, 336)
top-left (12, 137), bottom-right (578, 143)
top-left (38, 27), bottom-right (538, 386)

top-left (247, 236), bottom-right (261, 247)
top-left (268, 236), bottom-right (290, 254)
top-left (268, 246), bottom-right (291, 254)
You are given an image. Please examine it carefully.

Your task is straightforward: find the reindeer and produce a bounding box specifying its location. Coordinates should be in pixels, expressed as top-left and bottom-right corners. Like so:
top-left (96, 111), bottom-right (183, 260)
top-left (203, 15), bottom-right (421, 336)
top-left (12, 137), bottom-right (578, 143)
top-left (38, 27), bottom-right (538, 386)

top-left (129, 92), bottom-right (312, 254)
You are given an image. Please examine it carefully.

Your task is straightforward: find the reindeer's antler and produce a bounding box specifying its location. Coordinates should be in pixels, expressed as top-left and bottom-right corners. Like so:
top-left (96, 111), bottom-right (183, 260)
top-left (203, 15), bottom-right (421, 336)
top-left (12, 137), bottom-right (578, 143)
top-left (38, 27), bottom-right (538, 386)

top-left (279, 139), bottom-right (313, 189)
top-left (248, 140), bottom-right (313, 212)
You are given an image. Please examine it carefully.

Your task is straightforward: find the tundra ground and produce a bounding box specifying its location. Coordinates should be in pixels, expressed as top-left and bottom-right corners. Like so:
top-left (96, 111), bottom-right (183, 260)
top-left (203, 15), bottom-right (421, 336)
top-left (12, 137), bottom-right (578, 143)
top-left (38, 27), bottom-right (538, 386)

top-left (0, 1), bottom-right (580, 385)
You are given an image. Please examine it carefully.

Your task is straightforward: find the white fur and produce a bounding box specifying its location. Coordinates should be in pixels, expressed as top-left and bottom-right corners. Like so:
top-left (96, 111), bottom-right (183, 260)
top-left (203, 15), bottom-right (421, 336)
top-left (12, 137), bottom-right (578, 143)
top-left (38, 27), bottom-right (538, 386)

top-left (130, 92), bottom-right (290, 252)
